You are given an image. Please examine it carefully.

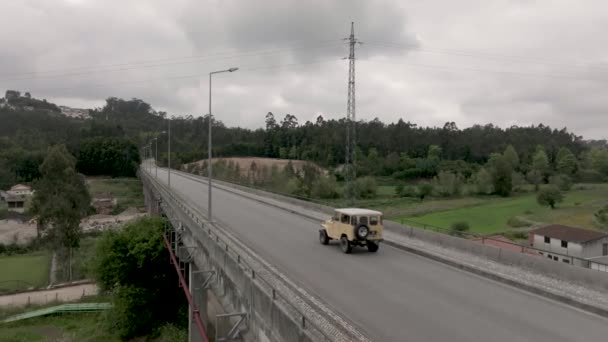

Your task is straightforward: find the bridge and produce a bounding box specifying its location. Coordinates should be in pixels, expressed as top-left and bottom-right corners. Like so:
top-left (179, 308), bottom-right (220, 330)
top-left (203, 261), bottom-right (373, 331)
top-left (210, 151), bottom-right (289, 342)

top-left (140, 162), bottom-right (608, 341)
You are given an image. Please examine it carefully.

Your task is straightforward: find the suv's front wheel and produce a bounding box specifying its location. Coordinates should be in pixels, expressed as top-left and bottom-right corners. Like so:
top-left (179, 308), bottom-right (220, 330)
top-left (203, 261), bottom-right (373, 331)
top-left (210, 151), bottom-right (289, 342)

top-left (340, 236), bottom-right (352, 254)
top-left (319, 229), bottom-right (329, 245)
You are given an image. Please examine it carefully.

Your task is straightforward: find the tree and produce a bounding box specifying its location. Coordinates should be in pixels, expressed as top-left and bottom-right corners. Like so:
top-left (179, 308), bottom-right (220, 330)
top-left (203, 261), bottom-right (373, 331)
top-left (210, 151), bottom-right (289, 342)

top-left (532, 145), bottom-right (550, 178)
top-left (472, 168), bottom-right (493, 194)
top-left (537, 186), bottom-right (563, 209)
top-left (549, 174), bottom-right (572, 191)
top-left (511, 171), bottom-right (526, 192)
top-left (432, 171), bottom-right (463, 197)
top-left (555, 147), bottom-right (577, 175)
top-left (31, 144), bottom-right (91, 280)
top-left (418, 182), bottom-right (433, 201)
top-left (526, 170), bottom-right (543, 191)
top-left (503, 145), bottom-right (520, 170)
top-left (589, 148), bottom-right (608, 176)
top-left (94, 217), bottom-right (187, 339)
top-left (491, 155), bottom-right (512, 197)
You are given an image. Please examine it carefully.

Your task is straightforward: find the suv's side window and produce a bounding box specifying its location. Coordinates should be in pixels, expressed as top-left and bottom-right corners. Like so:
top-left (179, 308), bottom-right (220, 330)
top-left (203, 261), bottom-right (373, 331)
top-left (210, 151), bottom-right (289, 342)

top-left (341, 214), bottom-right (350, 224)
top-left (359, 216), bottom-right (368, 225)
top-left (370, 216), bottom-right (378, 225)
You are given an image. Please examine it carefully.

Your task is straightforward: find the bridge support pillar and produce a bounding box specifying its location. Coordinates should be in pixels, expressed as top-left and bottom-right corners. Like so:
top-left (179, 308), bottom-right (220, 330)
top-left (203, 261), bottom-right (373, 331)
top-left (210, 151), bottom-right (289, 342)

top-left (189, 262), bottom-right (209, 342)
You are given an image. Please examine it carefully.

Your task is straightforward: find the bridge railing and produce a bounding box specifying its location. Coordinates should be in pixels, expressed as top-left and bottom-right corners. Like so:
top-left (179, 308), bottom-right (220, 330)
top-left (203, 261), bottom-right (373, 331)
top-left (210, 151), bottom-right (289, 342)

top-left (142, 169), bottom-right (354, 342)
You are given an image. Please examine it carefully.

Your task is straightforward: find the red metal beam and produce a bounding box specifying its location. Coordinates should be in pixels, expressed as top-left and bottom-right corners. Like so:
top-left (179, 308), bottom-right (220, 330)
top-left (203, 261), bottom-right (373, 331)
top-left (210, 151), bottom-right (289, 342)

top-left (163, 235), bottom-right (210, 342)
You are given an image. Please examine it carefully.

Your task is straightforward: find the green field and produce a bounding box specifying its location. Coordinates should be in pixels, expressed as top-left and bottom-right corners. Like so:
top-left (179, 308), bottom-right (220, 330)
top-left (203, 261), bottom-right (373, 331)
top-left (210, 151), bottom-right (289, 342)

top-left (398, 184), bottom-right (608, 235)
top-left (86, 177), bottom-right (144, 214)
top-left (0, 251), bottom-right (51, 292)
top-left (0, 314), bottom-right (187, 342)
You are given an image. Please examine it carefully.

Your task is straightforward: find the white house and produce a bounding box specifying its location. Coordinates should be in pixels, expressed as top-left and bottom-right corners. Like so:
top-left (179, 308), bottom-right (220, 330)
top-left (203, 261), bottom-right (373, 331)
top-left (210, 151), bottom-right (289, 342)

top-left (529, 224), bottom-right (608, 267)
top-left (1, 184), bottom-right (34, 213)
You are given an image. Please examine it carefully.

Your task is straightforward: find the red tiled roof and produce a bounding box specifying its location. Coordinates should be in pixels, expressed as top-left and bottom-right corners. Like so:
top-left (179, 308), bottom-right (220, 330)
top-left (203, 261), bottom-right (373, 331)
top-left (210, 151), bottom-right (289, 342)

top-left (529, 224), bottom-right (608, 243)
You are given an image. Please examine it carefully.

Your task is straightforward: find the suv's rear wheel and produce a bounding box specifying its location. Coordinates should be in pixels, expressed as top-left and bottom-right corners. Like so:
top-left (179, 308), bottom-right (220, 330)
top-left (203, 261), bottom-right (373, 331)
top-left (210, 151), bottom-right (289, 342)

top-left (367, 241), bottom-right (379, 253)
top-left (340, 236), bottom-right (352, 254)
top-left (319, 229), bottom-right (329, 245)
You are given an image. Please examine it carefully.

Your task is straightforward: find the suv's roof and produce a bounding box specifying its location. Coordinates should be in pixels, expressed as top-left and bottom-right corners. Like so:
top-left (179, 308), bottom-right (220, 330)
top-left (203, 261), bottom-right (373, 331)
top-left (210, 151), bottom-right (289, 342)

top-left (335, 208), bottom-right (383, 216)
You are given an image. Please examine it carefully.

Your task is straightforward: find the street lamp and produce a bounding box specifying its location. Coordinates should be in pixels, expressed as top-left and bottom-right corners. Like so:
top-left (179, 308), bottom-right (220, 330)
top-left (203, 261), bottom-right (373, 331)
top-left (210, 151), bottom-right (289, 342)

top-left (167, 118), bottom-right (172, 188)
top-left (208, 67), bottom-right (238, 222)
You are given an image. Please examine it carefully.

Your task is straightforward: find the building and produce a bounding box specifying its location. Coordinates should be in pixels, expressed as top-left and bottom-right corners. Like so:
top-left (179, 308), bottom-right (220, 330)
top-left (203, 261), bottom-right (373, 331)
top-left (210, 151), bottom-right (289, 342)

top-left (529, 224), bottom-right (608, 267)
top-left (0, 184), bottom-right (34, 213)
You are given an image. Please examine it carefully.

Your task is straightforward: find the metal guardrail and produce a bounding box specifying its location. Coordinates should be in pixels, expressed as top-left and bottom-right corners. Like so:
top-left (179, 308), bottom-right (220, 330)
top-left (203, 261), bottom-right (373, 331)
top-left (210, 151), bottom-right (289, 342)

top-left (398, 218), bottom-right (608, 271)
top-left (2, 303), bottom-right (111, 323)
top-left (142, 169), bottom-right (350, 342)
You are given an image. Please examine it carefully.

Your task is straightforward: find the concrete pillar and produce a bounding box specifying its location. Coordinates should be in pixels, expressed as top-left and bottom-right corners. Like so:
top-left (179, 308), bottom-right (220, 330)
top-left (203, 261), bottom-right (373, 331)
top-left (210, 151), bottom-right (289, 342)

top-left (189, 262), bottom-right (208, 342)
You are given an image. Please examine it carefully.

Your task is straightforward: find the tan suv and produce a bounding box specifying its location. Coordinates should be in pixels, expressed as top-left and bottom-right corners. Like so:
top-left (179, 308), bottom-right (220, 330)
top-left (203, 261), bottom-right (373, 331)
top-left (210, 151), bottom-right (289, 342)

top-left (319, 208), bottom-right (384, 253)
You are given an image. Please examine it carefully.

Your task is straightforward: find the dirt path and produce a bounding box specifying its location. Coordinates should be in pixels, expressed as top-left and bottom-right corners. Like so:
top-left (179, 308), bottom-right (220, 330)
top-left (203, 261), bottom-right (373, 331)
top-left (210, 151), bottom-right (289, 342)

top-left (0, 283), bottom-right (98, 307)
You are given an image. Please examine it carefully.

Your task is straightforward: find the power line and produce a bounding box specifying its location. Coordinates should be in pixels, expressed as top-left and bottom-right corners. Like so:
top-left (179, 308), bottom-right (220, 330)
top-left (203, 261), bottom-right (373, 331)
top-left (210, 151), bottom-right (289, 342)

top-left (0, 41), bottom-right (344, 82)
top-left (24, 58), bottom-right (339, 93)
top-left (357, 58), bottom-right (608, 82)
top-left (365, 41), bottom-right (608, 73)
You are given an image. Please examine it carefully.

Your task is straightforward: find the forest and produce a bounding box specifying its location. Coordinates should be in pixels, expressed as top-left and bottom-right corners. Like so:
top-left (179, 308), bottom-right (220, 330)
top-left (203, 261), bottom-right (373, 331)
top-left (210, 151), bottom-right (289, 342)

top-left (1, 91), bottom-right (607, 202)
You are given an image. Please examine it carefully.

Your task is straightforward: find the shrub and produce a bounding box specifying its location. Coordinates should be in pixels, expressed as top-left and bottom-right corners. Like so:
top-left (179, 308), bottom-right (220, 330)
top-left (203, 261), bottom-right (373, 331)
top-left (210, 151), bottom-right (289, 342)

top-left (507, 216), bottom-right (531, 228)
top-left (311, 176), bottom-right (340, 199)
top-left (400, 185), bottom-right (418, 198)
top-left (418, 182), bottom-right (433, 201)
top-left (594, 205), bottom-right (608, 227)
top-left (536, 185), bottom-right (563, 209)
top-left (450, 221), bottom-right (470, 237)
top-left (549, 174), bottom-right (572, 191)
top-left (355, 176), bottom-right (377, 199)
top-left (432, 171), bottom-right (463, 197)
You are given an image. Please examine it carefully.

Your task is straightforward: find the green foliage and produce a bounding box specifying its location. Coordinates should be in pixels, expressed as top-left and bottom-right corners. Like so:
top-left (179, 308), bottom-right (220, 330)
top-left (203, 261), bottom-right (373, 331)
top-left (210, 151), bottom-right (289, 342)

top-left (471, 168), bottom-right (493, 194)
top-left (594, 205), bottom-right (608, 227)
top-left (503, 145), bottom-right (520, 170)
top-left (526, 170), bottom-right (543, 191)
top-left (93, 217), bottom-right (187, 339)
top-left (418, 182), bottom-right (433, 201)
top-left (507, 216), bottom-right (531, 228)
top-left (532, 145), bottom-right (550, 177)
top-left (575, 169), bottom-right (604, 183)
top-left (399, 185), bottom-right (419, 198)
top-left (589, 147), bottom-right (608, 176)
top-left (311, 175), bottom-right (340, 199)
top-left (76, 137), bottom-right (140, 177)
top-left (536, 185), bottom-right (563, 209)
top-left (549, 174), bottom-right (573, 191)
top-left (511, 171), bottom-right (527, 192)
top-left (449, 221), bottom-right (470, 237)
top-left (32, 144), bottom-right (91, 264)
top-left (432, 171), bottom-right (463, 197)
top-left (491, 155), bottom-right (513, 197)
top-left (355, 176), bottom-right (378, 199)
top-left (556, 147), bottom-right (577, 175)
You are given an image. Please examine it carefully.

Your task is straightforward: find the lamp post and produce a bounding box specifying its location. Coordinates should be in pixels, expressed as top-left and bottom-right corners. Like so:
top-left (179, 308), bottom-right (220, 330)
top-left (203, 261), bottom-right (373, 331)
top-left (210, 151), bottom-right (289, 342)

top-left (208, 67), bottom-right (238, 222)
top-left (168, 118), bottom-right (171, 188)
top-left (152, 137), bottom-right (158, 178)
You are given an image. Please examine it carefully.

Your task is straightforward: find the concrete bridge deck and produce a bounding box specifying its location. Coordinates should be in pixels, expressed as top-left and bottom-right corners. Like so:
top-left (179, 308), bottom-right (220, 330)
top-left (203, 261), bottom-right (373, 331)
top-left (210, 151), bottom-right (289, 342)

top-left (145, 165), bottom-right (608, 341)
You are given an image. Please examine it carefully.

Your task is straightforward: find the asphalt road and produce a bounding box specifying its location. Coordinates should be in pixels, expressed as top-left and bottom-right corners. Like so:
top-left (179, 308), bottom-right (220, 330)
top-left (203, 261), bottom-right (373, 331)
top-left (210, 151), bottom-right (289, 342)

top-left (150, 167), bottom-right (608, 341)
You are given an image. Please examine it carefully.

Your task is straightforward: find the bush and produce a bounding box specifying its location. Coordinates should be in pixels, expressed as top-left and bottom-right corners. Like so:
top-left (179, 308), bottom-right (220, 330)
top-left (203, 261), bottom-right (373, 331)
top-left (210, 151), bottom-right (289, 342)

top-left (311, 175), bottom-right (340, 199)
top-left (549, 174), bottom-right (572, 191)
top-left (432, 171), bottom-right (463, 197)
top-left (471, 168), bottom-right (493, 195)
top-left (503, 231), bottom-right (528, 240)
top-left (355, 176), bottom-right (377, 199)
top-left (450, 221), bottom-right (470, 237)
top-left (399, 185), bottom-right (418, 198)
top-left (511, 172), bottom-right (527, 192)
top-left (507, 216), bottom-right (531, 228)
top-left (536, 185), bottom-right (563, 209)
top-left (418, 182), bottom-right (433, 201)
top-left (575, 169), bottom-right (604, 183)
top-left (94, 217), bottom-right (187, 339)
top-left (395, 183), bottom-right (404, 196)
top-left (594, 205), bottom-right (608, 227)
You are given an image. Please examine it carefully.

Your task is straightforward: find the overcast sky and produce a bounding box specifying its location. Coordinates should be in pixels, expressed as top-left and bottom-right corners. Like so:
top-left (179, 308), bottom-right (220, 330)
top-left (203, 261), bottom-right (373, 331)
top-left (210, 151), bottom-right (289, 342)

top-left (1, 0), bottom-right (607, 139)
